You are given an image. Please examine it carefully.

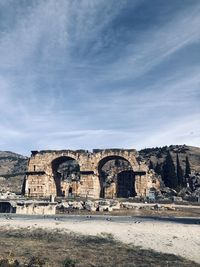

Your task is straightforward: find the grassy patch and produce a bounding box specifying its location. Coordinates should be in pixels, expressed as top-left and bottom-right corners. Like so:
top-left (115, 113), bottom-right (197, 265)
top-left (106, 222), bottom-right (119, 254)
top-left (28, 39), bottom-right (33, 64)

top-left (0, 228), bottom-right (199, 267)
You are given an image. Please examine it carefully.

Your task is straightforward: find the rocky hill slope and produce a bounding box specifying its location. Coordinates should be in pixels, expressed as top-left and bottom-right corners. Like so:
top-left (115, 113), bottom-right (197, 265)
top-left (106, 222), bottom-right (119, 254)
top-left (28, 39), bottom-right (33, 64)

top-left (139, 145), bottom-right (200, 192)
top-left (139, 145), bottom-right (200, 173)
top-left (0, 151), bottom-right (28, 193)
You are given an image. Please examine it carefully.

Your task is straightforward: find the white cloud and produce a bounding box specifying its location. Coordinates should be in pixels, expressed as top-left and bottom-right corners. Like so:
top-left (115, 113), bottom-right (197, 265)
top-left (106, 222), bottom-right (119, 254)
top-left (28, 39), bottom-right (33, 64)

top-left (104, 3), bottom-right (200, 80)
top-left (0, 1), bottom-right (199, 154)
top-left (141, 114), bottom-right (200, 148)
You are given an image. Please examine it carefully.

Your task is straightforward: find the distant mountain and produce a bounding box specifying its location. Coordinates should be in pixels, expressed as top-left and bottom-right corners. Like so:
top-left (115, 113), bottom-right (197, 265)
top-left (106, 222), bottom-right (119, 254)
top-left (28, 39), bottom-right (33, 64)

top-left (0, 151), bottom-right (28, 193)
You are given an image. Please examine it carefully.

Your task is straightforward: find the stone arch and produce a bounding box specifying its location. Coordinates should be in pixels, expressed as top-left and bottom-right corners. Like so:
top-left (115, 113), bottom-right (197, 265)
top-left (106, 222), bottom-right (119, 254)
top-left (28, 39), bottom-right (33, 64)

top-left (25, 149), bottom-right (148, 198)
top-left (51, 155), bottom-right (80, 197)
top-left (96, 154), bottom-right (137, 198)
top-left (47, 151), bottom-right (80, 166)
top-left (93, 150), bottom-right (139, 171)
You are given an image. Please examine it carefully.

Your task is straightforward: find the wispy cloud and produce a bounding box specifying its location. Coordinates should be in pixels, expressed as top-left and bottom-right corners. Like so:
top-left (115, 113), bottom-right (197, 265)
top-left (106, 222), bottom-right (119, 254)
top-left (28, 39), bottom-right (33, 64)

top-left (141, 114), bottom-right (200, 149)
top-left (0, 0), bottom-right (199, 155)
top-left (103, 3), bottom-right (200, 81)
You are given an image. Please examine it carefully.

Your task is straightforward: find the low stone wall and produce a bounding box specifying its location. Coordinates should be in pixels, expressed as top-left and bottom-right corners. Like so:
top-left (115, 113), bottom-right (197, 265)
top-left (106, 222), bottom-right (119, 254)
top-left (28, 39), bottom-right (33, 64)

top-left (16, 201), bottom-right (56, 215)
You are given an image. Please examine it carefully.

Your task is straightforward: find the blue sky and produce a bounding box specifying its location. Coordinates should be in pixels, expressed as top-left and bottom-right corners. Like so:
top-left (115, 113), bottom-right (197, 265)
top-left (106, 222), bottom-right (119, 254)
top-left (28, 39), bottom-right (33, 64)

top-left (0, 0), bottom-right (200, 155)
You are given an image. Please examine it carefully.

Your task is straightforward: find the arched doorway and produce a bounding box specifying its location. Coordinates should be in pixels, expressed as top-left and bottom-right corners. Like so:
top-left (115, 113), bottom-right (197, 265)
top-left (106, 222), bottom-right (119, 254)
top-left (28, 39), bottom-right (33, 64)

top-left (51, 156), bottom-right (80, 197)
top-left (117, 170), bottom-right (136, 198)
top-left (0, 202), bottom-right (16, 213)
top-left (97, 156), bottom-right (136, 198)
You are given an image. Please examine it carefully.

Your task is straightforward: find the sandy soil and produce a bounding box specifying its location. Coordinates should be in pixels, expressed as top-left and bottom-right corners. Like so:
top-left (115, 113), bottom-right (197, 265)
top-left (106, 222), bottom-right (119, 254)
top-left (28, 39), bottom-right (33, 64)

top-left (0, 216), bottom-right (200, 264)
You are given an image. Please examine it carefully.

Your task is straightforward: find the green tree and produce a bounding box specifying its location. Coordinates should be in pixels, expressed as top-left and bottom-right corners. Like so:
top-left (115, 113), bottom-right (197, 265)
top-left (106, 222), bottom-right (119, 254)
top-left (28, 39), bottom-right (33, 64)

top-left (163, 151), bottom-right (178, 189)
top-left (185, 155), bottom-right (191, 178)
top-left (149, 160), bottom-right (154, 170)
top-left (155, 162), bottom-right (162, 175)
top-left (176, 153), bottom-right (184, 186)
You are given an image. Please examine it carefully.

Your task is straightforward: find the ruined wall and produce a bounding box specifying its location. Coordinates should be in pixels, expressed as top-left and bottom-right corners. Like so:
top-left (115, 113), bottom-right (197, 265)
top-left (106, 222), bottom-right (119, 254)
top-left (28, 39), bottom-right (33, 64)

top-left (25, 149), bottom-right (158, 199)
top-left (135, 170), bottom-right (161, 197)
top-left (16, 202), bottom-right (56, 215)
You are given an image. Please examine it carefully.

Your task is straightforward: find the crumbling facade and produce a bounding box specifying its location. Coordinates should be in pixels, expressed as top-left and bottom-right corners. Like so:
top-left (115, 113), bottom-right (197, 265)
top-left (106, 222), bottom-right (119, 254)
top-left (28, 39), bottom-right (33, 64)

top-left (25, 149), bottom-right (160, 199)
top-left (0, 200), bottom-right (56, 215)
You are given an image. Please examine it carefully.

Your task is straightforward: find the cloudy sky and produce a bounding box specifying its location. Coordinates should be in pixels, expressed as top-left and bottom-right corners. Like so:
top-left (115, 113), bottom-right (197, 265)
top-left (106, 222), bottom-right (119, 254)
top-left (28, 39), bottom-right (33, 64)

top-left (0, 0), bottom-right (200, 155)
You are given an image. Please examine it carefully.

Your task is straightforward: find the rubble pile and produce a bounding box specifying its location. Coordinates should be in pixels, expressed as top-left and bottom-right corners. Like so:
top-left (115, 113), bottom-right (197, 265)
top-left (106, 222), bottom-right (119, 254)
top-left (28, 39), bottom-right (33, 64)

top-left (56, 199), bottom-right (121, 212)
top-left (178, 172), bottom-right (200, 202)
top-left (0, 191), bottom-right (18, 200)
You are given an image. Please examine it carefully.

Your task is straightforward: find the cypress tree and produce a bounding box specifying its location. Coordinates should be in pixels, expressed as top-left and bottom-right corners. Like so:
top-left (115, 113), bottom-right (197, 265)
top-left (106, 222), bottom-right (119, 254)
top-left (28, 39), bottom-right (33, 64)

top-left (163, 151), bottom-right (178, 189)
top-left (185, 155), bottom-right (191, 178)
top-left (155, 162), bottom-right (162, 175)
top-left (176, 153), bottom-right (184, 186)
top-left (149, 160), bottom-right (154, 170)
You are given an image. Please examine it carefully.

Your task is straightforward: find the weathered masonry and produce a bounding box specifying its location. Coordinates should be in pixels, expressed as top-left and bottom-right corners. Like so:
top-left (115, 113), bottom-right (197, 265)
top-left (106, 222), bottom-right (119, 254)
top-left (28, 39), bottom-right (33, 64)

top-left (25, 149), bottom-right (160, 199)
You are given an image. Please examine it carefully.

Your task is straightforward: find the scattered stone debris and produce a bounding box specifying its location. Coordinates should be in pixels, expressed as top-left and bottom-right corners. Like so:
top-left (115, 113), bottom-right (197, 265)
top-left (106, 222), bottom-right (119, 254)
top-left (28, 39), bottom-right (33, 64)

top-left (0, 191), bottom-right (18, 200)
top-left (172, 196), bottom-right (183, 202)
top-left (140, 203), bottom-right (176, 211)
top-left (56, 199), bottom-right (121, 213)
top-left (154, 203), bottom-right (161, 210)
top-left (85, 200), bottom-right (96, 212)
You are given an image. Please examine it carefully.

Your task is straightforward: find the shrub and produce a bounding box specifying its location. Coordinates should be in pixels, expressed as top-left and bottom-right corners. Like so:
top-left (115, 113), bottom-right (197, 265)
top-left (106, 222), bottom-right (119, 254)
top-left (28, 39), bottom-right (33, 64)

top-left (63, 258), bottom-right (76, 267)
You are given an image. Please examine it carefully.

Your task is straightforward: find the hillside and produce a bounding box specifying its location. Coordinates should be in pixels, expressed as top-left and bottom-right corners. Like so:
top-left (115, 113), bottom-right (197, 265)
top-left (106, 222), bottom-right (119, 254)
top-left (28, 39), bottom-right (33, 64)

top-left (139, 145), bottom-right (200, 190)
top-left (139, 145), bottom-right (200, 172)
top-left (0, 151), bottom-right (28, 193)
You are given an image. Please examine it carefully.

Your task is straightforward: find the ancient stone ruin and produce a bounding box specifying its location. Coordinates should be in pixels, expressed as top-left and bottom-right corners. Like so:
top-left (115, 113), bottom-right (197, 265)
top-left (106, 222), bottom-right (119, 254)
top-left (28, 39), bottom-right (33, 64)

top-left (25, 149), bottom-right (160, 199)
top-left (0, 200), bottom-right (56, 215)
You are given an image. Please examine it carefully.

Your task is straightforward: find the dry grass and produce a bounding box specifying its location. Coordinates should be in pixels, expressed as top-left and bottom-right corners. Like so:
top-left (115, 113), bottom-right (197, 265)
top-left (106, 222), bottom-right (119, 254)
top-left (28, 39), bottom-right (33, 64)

top-left (0, 227), bottom-right (199, 267)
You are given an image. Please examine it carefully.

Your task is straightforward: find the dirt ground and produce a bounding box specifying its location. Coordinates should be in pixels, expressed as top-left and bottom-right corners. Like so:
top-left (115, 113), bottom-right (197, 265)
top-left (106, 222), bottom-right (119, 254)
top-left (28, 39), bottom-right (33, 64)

top-left (0, 227), bottom-right (199, 267)
top-left (57, 205), bottom-right (200, 217)
top-left (0, 204), bottom-right (200, 266)
top-left (0, 208), bottom-right (199, 266)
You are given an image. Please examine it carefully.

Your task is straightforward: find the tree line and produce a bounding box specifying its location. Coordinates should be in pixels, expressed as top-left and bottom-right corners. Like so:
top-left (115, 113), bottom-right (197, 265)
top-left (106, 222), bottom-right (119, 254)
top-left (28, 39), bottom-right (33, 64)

top-left (150, 152), bottom-right (191, 190)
